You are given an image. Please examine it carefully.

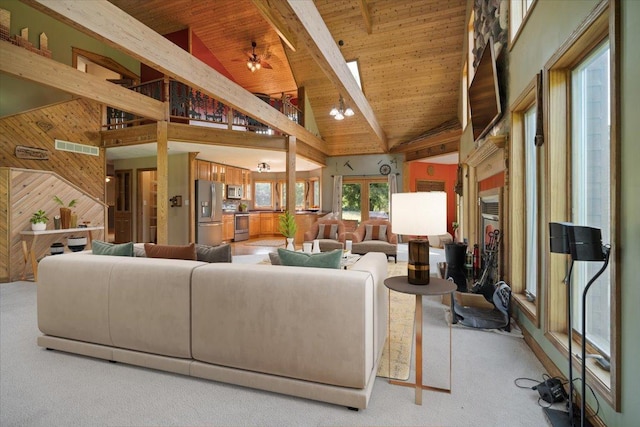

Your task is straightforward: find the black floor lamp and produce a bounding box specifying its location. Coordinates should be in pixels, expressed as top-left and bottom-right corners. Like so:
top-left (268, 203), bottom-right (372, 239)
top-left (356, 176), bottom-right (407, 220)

top-left (547, 222), bottom-right (577, 427)
top-left (567, 225), bottom-right (610, 427)
top-left (547, 223), bottom-right (610, 427)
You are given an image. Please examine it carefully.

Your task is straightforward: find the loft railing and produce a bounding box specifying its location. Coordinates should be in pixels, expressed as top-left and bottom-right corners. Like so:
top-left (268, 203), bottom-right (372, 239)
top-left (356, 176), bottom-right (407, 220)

top-left (105, 79), bottom-right (302, 133)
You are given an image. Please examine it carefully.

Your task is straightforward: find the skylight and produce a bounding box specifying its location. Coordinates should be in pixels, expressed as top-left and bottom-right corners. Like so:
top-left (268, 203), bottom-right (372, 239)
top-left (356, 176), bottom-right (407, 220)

top-left (347, 60), bottom-right (362, 89)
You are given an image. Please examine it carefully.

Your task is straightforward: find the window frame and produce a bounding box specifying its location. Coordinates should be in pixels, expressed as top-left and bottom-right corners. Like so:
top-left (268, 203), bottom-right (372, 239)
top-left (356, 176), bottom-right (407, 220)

top-left (509, 0), bottom-right (538, 48)
top-left (544, 0), bottom-right (620, 410)
top-left (509, 77), bottom-right (540, 325)
top-left (253, 180), bottom-right (274, 210)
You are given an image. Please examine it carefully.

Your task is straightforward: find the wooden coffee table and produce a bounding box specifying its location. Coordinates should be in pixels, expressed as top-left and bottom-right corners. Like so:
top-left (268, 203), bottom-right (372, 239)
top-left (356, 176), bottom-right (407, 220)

top-left (383, 276), bottom-right (456, 405)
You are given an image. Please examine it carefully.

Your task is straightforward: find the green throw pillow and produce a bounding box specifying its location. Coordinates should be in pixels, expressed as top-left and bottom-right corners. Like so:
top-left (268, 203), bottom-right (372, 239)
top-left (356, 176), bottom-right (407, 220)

top-left (92, 240), bottom-right (134, 257)
top-left (277, 248), bottom-right (342, 269)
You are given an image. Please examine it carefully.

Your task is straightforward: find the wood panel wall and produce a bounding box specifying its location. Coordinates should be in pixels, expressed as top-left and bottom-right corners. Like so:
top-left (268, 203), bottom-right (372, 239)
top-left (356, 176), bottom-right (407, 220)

top-left (0, 98), bottom-right (105, 200)
top-left (0, 169), bottom-right (9, 282)
top-left (2, 168), bottom-right (106, 282)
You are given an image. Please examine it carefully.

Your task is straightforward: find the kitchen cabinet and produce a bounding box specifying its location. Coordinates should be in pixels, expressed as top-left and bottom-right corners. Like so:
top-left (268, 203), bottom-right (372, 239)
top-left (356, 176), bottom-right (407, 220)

top-left (259, 212), bottom-right (275, 235)
top-left (226, 166), bottom-right (242, 187)
top-left (242, 169), bottom-right (252, 200)
top-left (196, 160), bottom-right (211, 181)
top-left (249, 213), bottom-right (260, 238)
top-left (223, 214), bottom-right (234, 241)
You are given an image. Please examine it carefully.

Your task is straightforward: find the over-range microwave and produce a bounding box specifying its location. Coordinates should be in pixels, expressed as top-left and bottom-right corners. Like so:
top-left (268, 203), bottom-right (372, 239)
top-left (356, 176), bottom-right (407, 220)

top-left (227, 185), bottom-right (243, 199)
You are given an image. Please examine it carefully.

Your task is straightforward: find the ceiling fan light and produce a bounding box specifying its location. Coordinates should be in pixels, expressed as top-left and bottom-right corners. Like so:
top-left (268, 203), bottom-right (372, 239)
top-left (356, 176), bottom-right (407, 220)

top-left (329, 107), bottom-right (339, 116)
top-left (255, 62), bottom-right (261, 70)
top-left (335, 112), bottom-right (344, 120)
top-left (344, 107), bottom-right (354, 116)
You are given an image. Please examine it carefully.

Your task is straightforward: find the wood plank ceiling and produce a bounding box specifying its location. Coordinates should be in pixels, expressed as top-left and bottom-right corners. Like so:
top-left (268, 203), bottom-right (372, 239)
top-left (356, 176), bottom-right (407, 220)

top-left (105, 0), bottom-right (467, 158)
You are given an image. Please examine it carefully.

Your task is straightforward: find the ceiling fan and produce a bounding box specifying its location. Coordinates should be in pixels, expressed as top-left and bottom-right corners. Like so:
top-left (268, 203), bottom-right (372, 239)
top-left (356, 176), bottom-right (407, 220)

top-left (243, 41), bottom-right (272, 72)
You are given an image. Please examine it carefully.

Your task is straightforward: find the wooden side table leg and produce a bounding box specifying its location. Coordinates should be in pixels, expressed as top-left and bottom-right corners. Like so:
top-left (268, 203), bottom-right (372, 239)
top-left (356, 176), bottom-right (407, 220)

top-left (29, 235), bottom-right (39, 282)
top-left (21, 240), bottom-right (28, 280)
top-left (415, 294), bottom-right (423, 405)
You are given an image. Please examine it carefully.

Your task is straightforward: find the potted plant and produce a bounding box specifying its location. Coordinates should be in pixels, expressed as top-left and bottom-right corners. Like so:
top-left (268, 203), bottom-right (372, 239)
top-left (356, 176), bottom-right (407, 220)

top-left (452, 221), bottom-right (459, 241)
top-left (30, 210), bottom-right (48, 231)
top-left (277, 211), bottom-right (297, 250)
top-left (53, 196), bottom-right (77, 229)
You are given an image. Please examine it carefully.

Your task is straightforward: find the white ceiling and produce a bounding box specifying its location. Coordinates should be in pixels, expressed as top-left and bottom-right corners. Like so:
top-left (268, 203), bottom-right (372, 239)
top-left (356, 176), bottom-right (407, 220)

top-left (106, 142), bottom-right (323, 173)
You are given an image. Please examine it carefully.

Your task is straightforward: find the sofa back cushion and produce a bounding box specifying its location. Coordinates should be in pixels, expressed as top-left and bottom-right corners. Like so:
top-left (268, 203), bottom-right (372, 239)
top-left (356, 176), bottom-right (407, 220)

top-left (191, 262), bottom-right (376, 389)
top-left (144, 243), bottom-right (197, 260)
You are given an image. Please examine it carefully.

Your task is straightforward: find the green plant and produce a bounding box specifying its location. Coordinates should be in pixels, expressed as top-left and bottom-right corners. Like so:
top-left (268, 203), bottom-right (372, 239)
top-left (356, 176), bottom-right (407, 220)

top-left (53, 196), bottom-right (77, 208)
top-left (452, 221), bottom-right (459, 231)
top-left (277, 211), bottom-right (297, 238)
top-left (30, 210), bottom-right (48, 224)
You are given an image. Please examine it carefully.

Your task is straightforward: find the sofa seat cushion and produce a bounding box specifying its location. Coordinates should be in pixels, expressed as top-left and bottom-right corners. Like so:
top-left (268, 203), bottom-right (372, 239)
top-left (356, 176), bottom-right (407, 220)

top-left (191, 263), bottom-right (375, 389)
top-left (352, 240), bottom-right (397, 256)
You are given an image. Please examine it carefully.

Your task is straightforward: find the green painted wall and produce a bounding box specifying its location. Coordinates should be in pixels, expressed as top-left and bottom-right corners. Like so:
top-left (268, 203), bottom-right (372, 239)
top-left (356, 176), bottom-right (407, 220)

top-left (505, 1), bottom-right (640, 425)
top-left (0, 0), bottom-right (140, 117)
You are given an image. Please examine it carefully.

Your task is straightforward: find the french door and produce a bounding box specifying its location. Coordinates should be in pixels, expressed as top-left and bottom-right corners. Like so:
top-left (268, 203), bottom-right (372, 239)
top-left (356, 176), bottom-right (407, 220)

top-left (342, 178), bottom-right (389, 227)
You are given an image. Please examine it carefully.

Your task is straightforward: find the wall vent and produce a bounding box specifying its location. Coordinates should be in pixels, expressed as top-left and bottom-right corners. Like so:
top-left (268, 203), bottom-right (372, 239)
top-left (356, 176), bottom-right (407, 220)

top-left (54, 139), bottom-right (99, 156)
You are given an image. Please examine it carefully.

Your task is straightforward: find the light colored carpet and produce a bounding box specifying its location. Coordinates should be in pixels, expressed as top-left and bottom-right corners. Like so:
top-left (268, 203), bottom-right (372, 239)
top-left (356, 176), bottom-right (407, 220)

top-left (243, 238), bottom-right (286, 247)
top-left (376, 261), bottom-right (415, 380)
top-left (1, 276), bottom-right (551, 426)
top-left (376, 289), bottom-right (414, 380)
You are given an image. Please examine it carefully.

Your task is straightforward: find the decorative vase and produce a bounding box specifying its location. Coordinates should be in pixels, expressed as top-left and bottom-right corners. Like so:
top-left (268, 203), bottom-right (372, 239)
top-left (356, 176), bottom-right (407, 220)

top-left (286, 237), bottom-right (294, 251)
top-left (70, 213), bottom-right (78, 228)
top-left (31, 222), bottom-right (46, 231)
top-left (67, 236), bottom-right (87, 252)
top-left (312, 239), bottom-right (321, 253)
top-left (59, 208), bottom-right (71, 229)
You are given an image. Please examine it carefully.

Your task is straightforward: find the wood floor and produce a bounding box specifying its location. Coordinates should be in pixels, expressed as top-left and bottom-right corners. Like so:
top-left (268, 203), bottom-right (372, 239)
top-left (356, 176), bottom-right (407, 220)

top-left (229, 237), bottom-right (287, 256)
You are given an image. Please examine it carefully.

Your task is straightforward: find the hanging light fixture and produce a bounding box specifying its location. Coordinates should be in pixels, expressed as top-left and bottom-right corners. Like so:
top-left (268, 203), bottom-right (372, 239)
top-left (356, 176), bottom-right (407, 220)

top-left (257, 162), bottom-right (270, 173)
top-left (329, 95), bottom-right (354, 120)
top-left (246, 42), bottom-right (263, 73)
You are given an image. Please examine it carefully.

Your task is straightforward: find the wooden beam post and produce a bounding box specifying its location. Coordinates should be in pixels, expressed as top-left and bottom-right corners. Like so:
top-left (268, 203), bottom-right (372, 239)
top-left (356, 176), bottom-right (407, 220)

top-left (285, 135), bottom-right (297, 214)
top-left (156, 121), bottom-right (169, 244)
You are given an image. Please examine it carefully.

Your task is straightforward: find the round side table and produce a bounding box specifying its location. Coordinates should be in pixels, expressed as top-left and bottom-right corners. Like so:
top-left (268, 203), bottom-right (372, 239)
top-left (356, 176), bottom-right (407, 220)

top-left (383, 276), bottom-right (456, 405)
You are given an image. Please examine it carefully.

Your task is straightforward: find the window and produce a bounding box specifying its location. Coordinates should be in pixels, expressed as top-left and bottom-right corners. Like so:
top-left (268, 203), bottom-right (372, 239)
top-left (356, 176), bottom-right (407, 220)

top-left (277, 180), bottom-right (307, 210)
top-left (509, 77), bottom-right (539, 322)
top-left (524, 105), bottom-right (538, 298)
top-left (510, 0), bottom-right (536, 43)
top-left (342, 178), bottom-right (389, 225)
top-left (571, 42), bottom-right (611, 356)
top-left (545, 2), bottom-right (618, 408)
top-left (254, 181), bottom-right (273, 209)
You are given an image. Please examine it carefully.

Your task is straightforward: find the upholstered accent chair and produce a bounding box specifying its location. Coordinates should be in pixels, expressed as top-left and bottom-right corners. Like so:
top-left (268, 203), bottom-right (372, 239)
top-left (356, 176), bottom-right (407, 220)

top-left (303, 219), bottom-right (346, 252)
top-left (350, 219), bottom-right (397, 262)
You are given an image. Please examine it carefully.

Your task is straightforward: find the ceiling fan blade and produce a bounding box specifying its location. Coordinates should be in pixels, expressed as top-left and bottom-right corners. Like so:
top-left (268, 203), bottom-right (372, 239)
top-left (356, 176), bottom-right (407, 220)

top-left (261, 60), bottom-right (273, 69)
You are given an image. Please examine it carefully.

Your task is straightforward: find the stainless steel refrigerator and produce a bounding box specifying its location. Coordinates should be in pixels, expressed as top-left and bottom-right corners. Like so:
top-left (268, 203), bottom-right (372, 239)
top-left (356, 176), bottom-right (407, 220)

top-left (195, 180), bottom-right (223, 246)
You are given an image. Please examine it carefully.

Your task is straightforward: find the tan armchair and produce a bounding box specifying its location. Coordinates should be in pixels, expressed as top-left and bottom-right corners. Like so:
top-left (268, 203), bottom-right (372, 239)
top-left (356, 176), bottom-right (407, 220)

top-left (303, 219), bottom-right (345, 252)
top-left (350, 219), bottom-right (397, 263)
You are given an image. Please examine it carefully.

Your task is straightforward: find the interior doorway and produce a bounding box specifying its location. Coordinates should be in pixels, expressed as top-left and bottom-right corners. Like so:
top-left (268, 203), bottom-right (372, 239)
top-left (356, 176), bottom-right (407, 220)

top-left (137, 169), bottom-right (158, 243)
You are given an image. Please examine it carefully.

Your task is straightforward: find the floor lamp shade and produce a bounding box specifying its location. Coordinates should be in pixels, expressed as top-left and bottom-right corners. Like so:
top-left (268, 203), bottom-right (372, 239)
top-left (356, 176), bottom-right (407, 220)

top-left (392, 192), bottom-right (447, 284)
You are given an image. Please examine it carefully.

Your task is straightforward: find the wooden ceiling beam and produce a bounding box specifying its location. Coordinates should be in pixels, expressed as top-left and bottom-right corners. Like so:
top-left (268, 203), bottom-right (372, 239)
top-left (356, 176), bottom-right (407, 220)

top-left (358, 0), bottom-right (372, 35)
top-left (265, 0), bottom-right (387, 151)
top-left (0, 42), bottom-right (165, 121)
top-left (251, 0), bottom-right (297, 52)
top-left (27, 0), bottom-right (327, 154)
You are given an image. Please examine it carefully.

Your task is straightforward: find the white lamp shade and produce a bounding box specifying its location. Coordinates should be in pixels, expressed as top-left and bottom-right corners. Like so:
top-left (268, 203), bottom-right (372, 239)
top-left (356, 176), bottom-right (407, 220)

top-left (391, 192), bottom-right (447, 236)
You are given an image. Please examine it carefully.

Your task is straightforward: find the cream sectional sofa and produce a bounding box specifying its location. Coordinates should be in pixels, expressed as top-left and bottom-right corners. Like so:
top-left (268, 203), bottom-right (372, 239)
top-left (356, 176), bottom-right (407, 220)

top-left (36, 251), bottom-right (388, 409)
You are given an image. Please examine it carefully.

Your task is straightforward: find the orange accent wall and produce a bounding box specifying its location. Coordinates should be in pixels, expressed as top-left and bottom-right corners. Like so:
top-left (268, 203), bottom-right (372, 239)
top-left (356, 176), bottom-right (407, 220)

top-left (478, 172), bottom-right (505, 192)
top-left (409, 162), bottom-right (458, 235)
